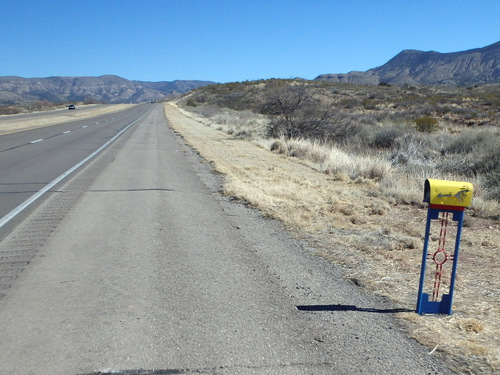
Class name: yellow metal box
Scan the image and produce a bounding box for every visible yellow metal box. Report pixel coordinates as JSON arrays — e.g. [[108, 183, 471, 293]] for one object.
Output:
[[423, 179, 473, 208]]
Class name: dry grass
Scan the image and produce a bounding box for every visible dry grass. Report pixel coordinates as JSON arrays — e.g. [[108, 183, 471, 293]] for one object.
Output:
[[181, 83, 500, 220], [180, 103, 269, 140], [268, 137, 394, 181], [166, 102, 500, 374], [184, 80, 500, 207]]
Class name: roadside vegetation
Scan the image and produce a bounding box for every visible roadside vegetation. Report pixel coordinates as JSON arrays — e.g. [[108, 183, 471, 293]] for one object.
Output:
[[0, 97, 102, 116], [171, 79, 499, 374], [0, 100, 61, 115], [179, 80, 500, 215]]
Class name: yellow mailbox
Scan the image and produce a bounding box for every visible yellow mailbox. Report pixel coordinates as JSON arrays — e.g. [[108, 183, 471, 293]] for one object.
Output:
[[423, 179, 473, 208], [418, 179, 473, 314]]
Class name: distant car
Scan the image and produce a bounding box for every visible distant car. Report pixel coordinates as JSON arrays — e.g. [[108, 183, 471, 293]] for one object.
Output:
[[68, 105, 76, 110], [150, 100, 156, 103]]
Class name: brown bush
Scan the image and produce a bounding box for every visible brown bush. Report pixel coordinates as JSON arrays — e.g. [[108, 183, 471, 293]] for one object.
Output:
[[0, 105, 22, 115], [414, 115, 439, 133]]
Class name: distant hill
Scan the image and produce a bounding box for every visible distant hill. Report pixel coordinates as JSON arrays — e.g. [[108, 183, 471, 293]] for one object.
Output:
[[315, 41, 500, 86], [0, 75, 215, 105]]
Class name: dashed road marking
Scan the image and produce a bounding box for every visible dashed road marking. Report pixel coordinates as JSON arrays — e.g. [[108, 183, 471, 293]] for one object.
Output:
[[0, 110, 150, 230]]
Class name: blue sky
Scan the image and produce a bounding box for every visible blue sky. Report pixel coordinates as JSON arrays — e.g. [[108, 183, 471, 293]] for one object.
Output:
[[1, 0, 498, 83]]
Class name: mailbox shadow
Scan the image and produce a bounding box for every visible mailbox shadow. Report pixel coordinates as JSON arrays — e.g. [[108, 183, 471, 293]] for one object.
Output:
[[296, 304, 413, 313]]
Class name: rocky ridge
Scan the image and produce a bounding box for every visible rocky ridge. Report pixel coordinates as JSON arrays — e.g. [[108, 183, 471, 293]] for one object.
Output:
[[0, 75, 214, 105], [315, 41, 500, 86]]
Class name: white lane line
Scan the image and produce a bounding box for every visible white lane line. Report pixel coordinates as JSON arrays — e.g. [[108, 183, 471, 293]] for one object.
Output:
[[63, 131, 71, 134], [0, 110, 151, 230], [29, 139, 44, 144], [82, 126, 88, 128]]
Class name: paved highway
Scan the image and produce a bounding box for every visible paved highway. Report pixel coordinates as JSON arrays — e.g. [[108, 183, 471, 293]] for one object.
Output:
[[0, 104, 454, 374], [0, 104, 151, 236]]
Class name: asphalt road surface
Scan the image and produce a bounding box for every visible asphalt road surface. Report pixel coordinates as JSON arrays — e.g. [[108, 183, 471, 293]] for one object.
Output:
[[0, 104, 151, 237], [0, 104, 454, 374]]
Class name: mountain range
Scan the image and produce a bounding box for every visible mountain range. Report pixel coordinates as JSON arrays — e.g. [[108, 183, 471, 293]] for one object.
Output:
[[315, 41, 500, 86], [0, 75, 214, 105], [1, 41, 499, 106]]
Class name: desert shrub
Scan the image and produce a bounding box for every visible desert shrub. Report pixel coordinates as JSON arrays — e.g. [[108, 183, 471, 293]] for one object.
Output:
[[474, 146, 500, 174], [270, 139, 287, 154], [440, 153, 477, 177], [389, 131, 435, 166], [184, 105, 267, 140], [324, 113, 361, 144], [484, 169, 500, 200], [438, 130, 500, 199], [472, 147, 500, 200], [370, 128, 403, 149], [0, 105, 22, 115], [414, 115, 439, 133], [362, 98, 378, 110], [216, 91, 250, 110], [262, 83, 315, 138], [338, 98, 360, 109], [435, 105, 452, 115], [29, 100, 56, 111], [270, 137, 392, 181], [379, 164, 438, 206], [192, 105, 220, 118], [185, 91, 208, 105], [263, 84, 360, 143], [83, 96, 98, 105], [443, 128, 499, 155]]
